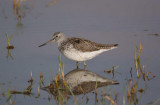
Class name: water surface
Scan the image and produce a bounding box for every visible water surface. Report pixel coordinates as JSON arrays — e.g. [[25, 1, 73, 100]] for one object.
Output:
[[0, 0, 160, 105]]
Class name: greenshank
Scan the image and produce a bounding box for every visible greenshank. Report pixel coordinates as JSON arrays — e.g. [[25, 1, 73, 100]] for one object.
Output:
[[39, 32, 118, 68]]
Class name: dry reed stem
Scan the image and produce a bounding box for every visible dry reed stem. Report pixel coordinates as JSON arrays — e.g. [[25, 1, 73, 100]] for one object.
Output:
[[46, 0, 59, 7], [135, 47, 139, 78], [105, 95, 117, 105], [153, 97, 160, 105], [74, 97, 78, 105], [30, 72, 33, 81]]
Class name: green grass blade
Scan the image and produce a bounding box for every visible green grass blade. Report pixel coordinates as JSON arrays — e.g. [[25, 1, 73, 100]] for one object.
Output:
[[6, 89, 11, 102], [6, 32, 10, 46]]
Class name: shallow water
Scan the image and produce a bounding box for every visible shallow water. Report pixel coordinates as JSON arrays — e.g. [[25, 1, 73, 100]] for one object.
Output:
[[0, 0, 160, 105]]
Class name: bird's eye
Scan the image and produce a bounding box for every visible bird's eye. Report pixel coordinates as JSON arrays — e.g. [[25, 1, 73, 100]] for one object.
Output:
[[56, 36, 58, 37]]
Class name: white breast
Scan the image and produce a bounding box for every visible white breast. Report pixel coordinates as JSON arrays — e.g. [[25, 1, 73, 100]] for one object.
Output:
[[62, 45, 108, 61]]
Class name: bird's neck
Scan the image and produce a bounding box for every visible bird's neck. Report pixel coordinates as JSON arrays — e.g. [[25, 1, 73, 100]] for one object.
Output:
[[56, 36, 67, 47]]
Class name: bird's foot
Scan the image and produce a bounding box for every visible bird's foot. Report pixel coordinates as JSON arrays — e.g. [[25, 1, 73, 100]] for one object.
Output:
[[76, 61, 79, 69], [83, 61, 87, 70]]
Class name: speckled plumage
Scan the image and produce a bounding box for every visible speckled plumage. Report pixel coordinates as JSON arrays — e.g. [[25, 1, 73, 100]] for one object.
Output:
[[59, 37, 118, 52]]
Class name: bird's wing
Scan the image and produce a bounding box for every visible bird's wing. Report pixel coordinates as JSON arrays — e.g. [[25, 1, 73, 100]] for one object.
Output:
[[67, 37, 118, 52], [67, 37, 104, 52], [67, 38, 99, 52]]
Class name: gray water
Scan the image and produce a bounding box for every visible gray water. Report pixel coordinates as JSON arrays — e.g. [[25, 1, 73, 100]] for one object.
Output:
[[0, 0, 160, 105]]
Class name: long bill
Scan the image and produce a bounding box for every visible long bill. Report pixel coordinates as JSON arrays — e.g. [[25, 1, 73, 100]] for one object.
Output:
[[38, 39, 55, 47]]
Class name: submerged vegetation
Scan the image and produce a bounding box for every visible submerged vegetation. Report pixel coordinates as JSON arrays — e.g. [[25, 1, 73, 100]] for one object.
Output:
[[125, 43, 156, 105], [10, 72, 33, 95], [1, 43, 158, 105], [104, 43, 156, 105]]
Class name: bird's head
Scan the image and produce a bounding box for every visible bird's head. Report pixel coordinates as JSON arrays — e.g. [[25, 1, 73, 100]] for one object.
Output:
[[39, 32, 65, 47]]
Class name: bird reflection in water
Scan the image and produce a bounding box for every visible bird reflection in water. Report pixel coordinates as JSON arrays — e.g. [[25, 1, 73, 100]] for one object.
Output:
[[41, 68, 119, 95]]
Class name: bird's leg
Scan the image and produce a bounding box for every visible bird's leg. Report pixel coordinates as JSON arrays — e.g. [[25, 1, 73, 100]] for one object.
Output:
[[76, 61, 79, 69], [83, 61, 87, 70]]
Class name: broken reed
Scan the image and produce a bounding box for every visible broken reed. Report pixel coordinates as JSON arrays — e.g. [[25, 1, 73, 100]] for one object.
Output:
[[105, 95, 117, 105], [134, 43, 143, 78], [10, 72, 33, 95], [39, 72, 45, 87], [134, 43, 155, 80], [13, 0, 23, 21]]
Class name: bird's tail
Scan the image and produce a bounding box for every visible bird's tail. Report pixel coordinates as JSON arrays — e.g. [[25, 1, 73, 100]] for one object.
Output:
[[99, 44, 118, 50]]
